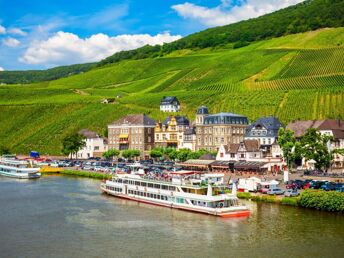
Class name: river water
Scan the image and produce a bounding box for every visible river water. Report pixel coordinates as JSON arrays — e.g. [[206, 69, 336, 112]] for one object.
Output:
[[0, 175, 343, 258]]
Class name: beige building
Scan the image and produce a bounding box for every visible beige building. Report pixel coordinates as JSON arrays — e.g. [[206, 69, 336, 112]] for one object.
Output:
[[107, 114, 156, 157], [195, 106, 249, 152], [155, 116, 190, 149], [72, 129, 108, 159], [179, 127, 197, 151]]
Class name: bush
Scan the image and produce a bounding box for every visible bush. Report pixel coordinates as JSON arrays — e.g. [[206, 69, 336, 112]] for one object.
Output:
[[237, 192, 252, 199], [281, 197, 299, 206], [298, 189, 344, 212], [60, 170, 112, 180]]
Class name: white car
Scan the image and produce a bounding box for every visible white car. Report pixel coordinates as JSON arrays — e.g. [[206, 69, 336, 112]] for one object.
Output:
[[267, 188, 285, 195], [284, 189, 300, 197]]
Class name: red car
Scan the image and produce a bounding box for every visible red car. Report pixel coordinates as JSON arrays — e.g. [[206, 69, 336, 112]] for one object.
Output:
[[286, 182, 298, 189], [303, 182, 311, 189], [260, 188, 270, 194]]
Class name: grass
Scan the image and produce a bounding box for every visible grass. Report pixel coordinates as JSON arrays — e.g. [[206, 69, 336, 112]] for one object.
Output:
[[1, 28, 344, 155], [237, 192, 300, 207], [60, 170, 112, 180]]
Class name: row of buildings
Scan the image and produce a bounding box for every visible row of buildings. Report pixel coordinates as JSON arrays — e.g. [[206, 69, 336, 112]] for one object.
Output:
[[75, 105, 344, 171]]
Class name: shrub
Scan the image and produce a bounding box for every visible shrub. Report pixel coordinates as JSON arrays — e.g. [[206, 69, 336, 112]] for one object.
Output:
[[281, 197, 299, 206], [60, 170, 112, 180], [298, 189, 344, 212], [237, 192, 252, 199]]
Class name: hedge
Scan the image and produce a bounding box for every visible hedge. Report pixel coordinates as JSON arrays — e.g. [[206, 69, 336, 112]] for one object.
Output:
[[60, 170, 112, 180], [298, 189, 344, 212]]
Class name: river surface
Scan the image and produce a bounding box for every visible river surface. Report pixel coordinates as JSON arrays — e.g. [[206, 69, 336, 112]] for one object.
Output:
[[0, 175, 343, 258]]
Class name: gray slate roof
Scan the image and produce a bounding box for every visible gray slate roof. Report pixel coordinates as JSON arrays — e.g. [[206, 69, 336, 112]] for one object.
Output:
[[204, 112, 248, 125], [111, 114, 156, 126], [245, 116, 283, 137], [162, 116, 190, 126], [160, 96, 180, 105]]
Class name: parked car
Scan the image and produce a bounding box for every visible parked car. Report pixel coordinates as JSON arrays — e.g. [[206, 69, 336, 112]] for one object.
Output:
[[310, 180, 327, 189], [336, 185, 344, 193], [320, 182, 336, 191], [303, 182, 311, 189], [284, 189, 300, 197], [94, 166, 103, 172], [82, 165, 93, 170], [260, 188, 270, 194], [267, 188, 285, 195], [285, 182, 298, 189]]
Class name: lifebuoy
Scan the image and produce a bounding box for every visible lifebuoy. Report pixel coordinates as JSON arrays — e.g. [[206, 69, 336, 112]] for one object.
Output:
[[219, 202, 224, 208]]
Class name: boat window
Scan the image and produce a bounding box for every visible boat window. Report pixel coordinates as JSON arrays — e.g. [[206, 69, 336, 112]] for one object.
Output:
[[135, 181, 140, 186], [123, 180, 128, 184], [141, 182, 147, 187], [154, 184, 160, 189], [118, 179, 122, 183], [161, 185, 168, 190], [169, 186, 176, 191], [153, 194, 157, 199], [148, 183, 153, 188]]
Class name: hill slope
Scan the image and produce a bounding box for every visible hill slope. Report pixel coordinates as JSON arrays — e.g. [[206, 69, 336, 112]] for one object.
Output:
[[1, 0, 343, 84], [0, 28, 343, 155]]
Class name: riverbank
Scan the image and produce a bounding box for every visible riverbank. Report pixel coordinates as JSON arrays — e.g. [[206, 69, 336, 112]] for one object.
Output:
[[59, 170, 112, 180], [237, 190, 344, 212]]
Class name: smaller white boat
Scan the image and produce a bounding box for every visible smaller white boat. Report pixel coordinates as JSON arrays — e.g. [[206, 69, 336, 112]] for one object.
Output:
[[0, 156, 41, 179]]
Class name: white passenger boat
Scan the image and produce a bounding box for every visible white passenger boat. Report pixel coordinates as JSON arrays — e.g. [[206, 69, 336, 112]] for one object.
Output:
[[0, 157, 41, 179], [101, 171, 250, 218]]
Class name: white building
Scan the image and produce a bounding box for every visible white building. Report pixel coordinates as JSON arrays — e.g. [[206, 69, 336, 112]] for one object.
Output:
[[73, 129, 108, 159], [216, 141, 285, 172], [216, 140, 261, 161], [287, 119, 344, 169], [160, 96, 180, 112], [179, 127, 197, 151], [245, 116, 284, 157]]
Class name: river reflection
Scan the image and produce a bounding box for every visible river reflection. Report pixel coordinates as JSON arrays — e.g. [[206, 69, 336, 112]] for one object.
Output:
[[0, 176, 343, 258]]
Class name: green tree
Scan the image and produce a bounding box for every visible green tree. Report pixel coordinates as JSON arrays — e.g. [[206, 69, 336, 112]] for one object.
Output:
[[0, 145, 11, 155], [102, 149, 120, 160], [150, 148, 163, 159], [300, 128, 333, 171], [278, 128, 298, 170], [176, 149, 192, 162], [122, 149, 141, 160], [61, 133, 86, 159]]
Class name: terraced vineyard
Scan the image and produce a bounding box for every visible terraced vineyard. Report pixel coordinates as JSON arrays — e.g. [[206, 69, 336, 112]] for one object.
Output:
[[0, 28, 343, 154]]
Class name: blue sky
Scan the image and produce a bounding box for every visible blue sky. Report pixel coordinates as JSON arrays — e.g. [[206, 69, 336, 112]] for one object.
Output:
[[0, 0, 304, 70]]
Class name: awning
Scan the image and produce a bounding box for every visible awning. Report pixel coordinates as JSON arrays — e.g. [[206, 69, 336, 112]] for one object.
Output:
[[119, 134, 129, 138]]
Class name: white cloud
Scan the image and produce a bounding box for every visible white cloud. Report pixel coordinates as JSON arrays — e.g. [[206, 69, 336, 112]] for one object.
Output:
[[2, 37, 21, 47], [0, 25, 6, 34], [0, 66, 4, 71], [20, 31, 182, 65], [8, 28, 27, 36], [172, 0, 305, 27]]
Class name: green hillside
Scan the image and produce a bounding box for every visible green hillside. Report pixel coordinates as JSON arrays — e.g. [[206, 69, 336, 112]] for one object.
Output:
[[1, 0, 343, 84], [0, 27, 343, 155]]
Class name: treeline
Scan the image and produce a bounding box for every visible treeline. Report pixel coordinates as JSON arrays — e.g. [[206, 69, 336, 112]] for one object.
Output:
[[100, 0, 344, 66], [0, 62, 96, 84]]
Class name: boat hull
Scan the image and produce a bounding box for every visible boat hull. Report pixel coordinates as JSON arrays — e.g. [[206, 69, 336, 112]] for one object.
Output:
[[0, 171, 41, 179], [101, 185, 250, 218]]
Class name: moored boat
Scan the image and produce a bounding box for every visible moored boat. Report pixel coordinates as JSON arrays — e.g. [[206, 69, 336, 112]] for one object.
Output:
[[0, 156, 41, 179], [101, 171, 250, 218]]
